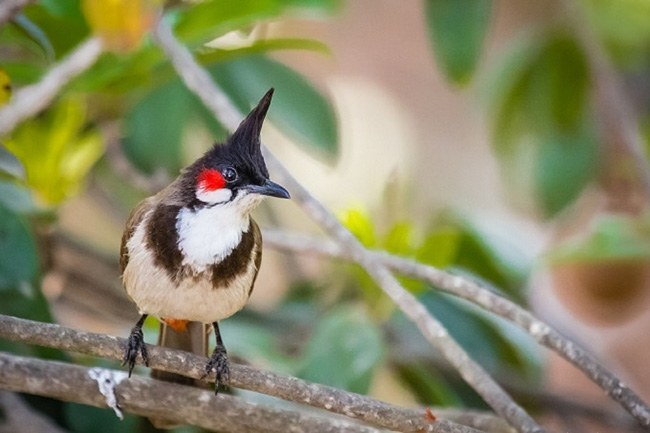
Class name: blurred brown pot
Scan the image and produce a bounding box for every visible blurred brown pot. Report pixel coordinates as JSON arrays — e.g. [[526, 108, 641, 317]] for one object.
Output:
[[551, 259, 650, 326]]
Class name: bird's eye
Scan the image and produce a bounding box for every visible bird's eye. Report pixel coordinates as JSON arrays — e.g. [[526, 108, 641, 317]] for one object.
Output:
[[222, 167, 238, 182]]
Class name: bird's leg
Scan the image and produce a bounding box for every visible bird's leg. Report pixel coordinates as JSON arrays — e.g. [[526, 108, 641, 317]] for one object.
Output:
[[202, 321, 230, 394], [122, 314, 149, 377]]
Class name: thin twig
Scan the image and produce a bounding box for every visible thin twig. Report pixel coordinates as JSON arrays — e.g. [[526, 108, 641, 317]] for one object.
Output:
[[152, 19, 543, 433], [0, 0, 34, 24], [0, 352, 383, 433], [262, 229, 650, 428], [0, 314, 494, 433], [0, 37, 103, 137]]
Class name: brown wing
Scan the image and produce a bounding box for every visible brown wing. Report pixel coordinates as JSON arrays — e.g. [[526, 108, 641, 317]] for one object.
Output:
[[119, 197, 156, 274], [248, 218, 263, 297]]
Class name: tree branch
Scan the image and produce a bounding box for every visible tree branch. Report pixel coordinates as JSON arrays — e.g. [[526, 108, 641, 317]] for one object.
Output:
[[0, 352, 385, 433], [262, 229, 650, 428], [0, 314, 501, 433], [0, 37, 103, 137], [152, 19, 543, 433], [0, 0, 35, 24]]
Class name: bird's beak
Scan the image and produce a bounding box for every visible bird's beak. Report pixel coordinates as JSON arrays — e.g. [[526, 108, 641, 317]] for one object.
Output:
[[246, 179, 290, 199]]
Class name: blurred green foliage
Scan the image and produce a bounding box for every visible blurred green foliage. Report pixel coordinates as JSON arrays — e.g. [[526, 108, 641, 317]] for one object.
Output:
[[1, 0, 650, 430], [486, 31, 599, 218], [425, 0, 492, 85], [5, 98, 104, 204], [547, 215, 650, 264]]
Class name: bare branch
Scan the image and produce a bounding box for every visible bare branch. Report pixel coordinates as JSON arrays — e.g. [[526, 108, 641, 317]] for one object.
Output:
[[0, 0, 35, 24], [0, 352, 385, 433], [0, 314, 500, 433], [262, 229, 650, 428], [0, 37, 103, 137], [152, 19, 543, 433]]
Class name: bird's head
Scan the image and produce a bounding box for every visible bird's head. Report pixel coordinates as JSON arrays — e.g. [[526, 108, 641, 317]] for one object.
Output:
[[187, 88, 290, 211]]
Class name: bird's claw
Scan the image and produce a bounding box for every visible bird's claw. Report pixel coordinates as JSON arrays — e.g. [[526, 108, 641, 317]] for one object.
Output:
[[122, 326, 148, 377], [202, 346, 229, 394]]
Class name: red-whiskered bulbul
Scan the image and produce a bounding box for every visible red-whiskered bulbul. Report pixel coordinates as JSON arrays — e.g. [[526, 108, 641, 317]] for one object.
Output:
[[119, 89, 289, 394]]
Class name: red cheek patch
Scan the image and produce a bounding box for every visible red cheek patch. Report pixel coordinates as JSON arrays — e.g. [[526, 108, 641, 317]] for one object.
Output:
[[197, 169, 225, 191]]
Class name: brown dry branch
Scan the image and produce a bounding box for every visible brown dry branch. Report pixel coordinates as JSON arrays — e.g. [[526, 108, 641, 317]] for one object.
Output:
[[262, 229, 650, 428], [0, 37, 104, 137], [0, 351, 385, 433], [152, 18, 544, 433], [0, 314, 505, 433], [0, 0, 35, 24]]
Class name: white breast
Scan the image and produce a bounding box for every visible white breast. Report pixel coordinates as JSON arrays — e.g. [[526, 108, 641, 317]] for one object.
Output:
[[122, 203, 259, 323], [176, 204, 250, 273]]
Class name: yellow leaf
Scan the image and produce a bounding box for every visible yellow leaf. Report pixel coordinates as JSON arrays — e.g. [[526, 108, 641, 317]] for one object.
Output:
[[4, 98, 105, 204], [0, 66, 11, 106], [82, 0, 158, 52]]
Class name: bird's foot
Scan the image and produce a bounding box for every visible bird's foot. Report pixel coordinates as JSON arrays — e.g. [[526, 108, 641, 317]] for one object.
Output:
[[122, 325, 148, 377], [202, 346, 230, 394]]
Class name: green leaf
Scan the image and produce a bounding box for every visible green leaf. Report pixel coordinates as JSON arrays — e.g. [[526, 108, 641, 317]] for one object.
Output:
[[40, 0, 87, 19], [581, 0, 650, 67], [65, 404, 139, 433], [11, 13, 55, 62], [383, 221, 414, 256], [487, 30, 595, 217], [0, 204, 38, 291], [0, 145, 25, 180], [72, 46, 165, 94], [394, 291, 541, 381], [425, 0, 492, 85], [0, 287, 63, 362], [0, 181, 36, 214], [174, 0, 281, 45], [488, 34, 540, 158], [22, 3, 90, 59], [547, 215, 650, 264], [123, 80, 192, 175], [197, 38, 330, 64], [1, 62, 44, 87], [396, 362, 463, 406], [540, 35, 590, 132], [123, 77, 236, 176], [209, 55, 338, 158], [450, 217, 527, 300], [175, 0, 339, 46], [416, 226, 462, 268], [340, 208, 376, 248], [220, 319, 296, 374], [299, 306, 384, 394], [534, 122, 599, 217]]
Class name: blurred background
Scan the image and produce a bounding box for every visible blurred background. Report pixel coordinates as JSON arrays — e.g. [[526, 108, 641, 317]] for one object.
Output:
[[2, 0, 650, 432]]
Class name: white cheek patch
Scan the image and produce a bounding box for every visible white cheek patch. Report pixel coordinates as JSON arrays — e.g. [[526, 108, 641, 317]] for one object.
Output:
[[196, 187, 232, 204]]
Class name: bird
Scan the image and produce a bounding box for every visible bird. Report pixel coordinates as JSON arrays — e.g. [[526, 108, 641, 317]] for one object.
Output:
[[119, 88, 289, 394]]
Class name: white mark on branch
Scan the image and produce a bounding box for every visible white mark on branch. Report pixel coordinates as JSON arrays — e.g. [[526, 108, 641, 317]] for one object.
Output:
[[528, 322, 550, 339], [631, 405, 650, 426], [89, 367, 127, 419]]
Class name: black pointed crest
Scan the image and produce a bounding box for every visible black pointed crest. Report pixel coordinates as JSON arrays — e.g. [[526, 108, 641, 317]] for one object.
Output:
[[186, 89, 275, 197], [229, 88, 274, 156]]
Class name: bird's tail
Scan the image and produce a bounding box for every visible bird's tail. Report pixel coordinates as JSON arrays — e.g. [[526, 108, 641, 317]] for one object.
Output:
[[149, 320, 210, 428]]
